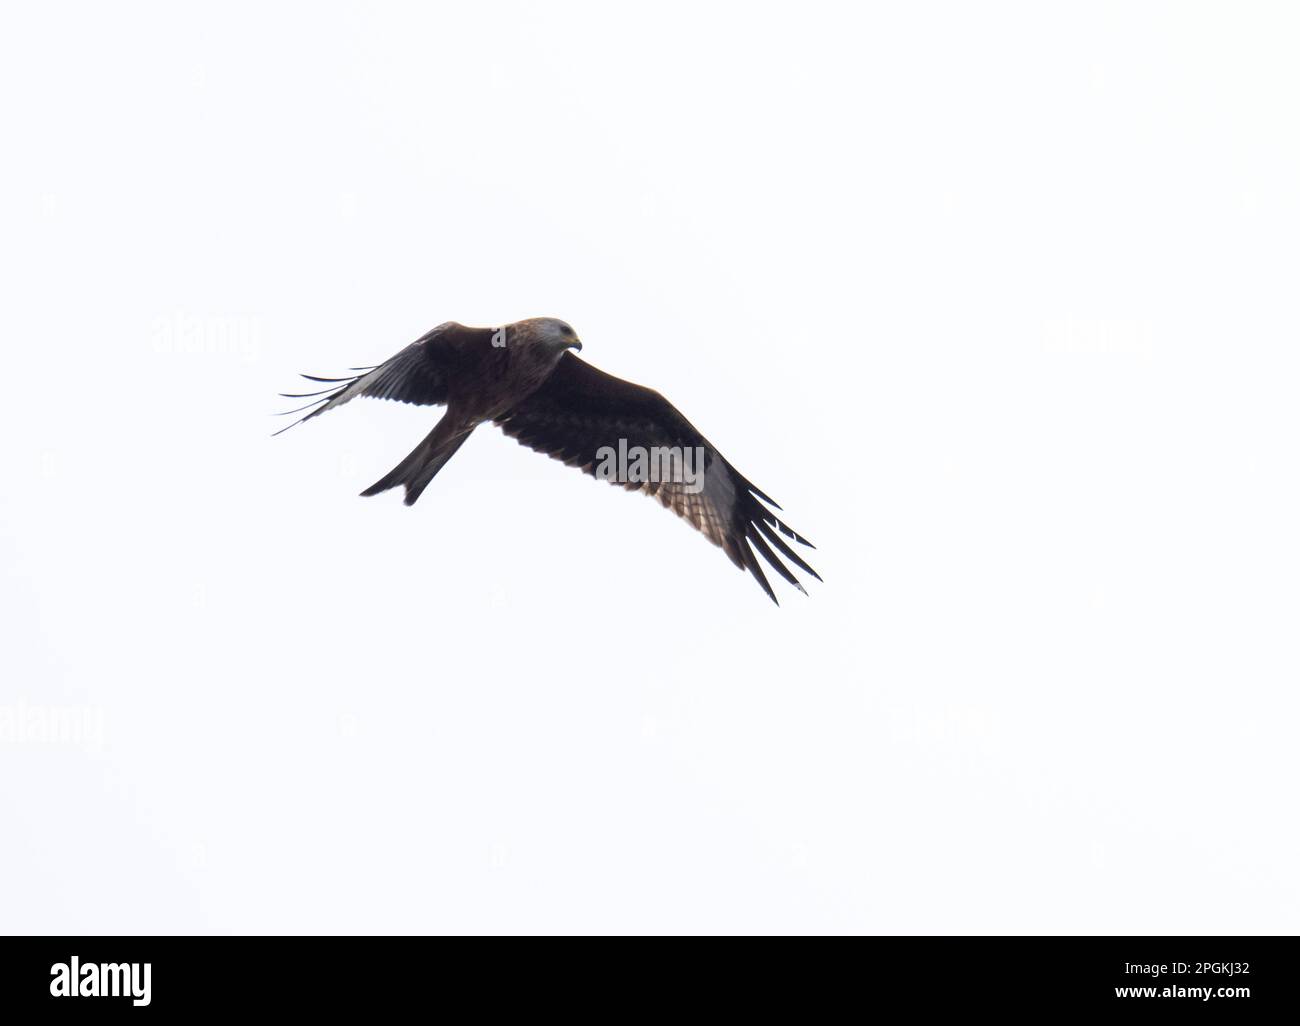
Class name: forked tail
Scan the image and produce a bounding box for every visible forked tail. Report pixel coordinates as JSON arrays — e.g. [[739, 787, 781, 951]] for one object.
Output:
[[360, 418, 474, 506]]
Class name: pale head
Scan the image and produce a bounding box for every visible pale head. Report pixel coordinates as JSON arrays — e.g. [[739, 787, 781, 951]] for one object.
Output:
[[515, 316, 583, 353]]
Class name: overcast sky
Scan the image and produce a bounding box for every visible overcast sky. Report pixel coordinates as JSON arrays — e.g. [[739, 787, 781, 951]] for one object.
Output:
[[2, 2, 1297, 933]]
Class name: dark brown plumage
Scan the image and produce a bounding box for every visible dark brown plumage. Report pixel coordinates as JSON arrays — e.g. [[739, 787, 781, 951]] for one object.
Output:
[[277, 317, 819, 603]]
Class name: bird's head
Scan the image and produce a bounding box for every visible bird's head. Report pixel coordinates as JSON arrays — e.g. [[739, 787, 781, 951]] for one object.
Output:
[[521, 317, 582, 354]]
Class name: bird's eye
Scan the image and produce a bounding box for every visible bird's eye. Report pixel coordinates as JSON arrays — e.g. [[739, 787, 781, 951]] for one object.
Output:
[[560, 324, 574, 337]]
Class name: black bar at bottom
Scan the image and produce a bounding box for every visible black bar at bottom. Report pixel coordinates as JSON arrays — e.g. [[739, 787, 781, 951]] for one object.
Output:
[[0, 935, 1291, 1016]]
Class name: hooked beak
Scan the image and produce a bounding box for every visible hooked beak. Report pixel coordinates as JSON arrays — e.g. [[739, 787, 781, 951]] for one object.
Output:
[[569, 339, 583, 352]]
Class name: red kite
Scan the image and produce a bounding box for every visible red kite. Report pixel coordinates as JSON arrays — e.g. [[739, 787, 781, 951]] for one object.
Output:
[[277, 318, 818, 603]]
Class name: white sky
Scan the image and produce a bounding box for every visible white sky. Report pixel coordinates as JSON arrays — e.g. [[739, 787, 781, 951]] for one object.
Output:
[[1, 2, 1297, 934]]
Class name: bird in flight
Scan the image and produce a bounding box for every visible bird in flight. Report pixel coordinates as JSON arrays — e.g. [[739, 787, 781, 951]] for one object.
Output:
[[276, 318, 819, 603]]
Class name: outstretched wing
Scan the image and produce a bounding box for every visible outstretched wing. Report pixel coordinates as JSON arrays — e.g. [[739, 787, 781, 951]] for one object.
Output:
[[494, 353, 819, 603], [274, 321, 491, 435]]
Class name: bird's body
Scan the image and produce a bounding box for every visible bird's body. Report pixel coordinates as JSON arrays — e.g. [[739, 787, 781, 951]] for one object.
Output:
[[278, 317, 819, 602]]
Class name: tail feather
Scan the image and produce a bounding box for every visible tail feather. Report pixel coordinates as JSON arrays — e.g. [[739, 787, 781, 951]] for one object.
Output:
[[360, 423, 473, 505]]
